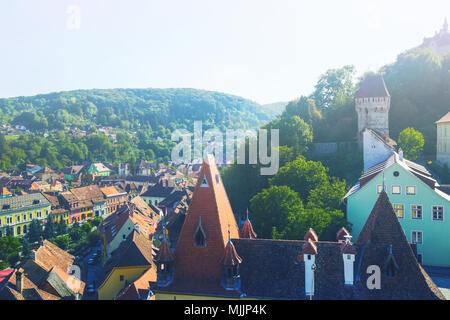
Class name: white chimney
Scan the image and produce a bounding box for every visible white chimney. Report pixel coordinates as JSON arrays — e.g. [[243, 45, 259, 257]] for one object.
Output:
[[342, 235, 356, 286], [304, 254, 316, 297]]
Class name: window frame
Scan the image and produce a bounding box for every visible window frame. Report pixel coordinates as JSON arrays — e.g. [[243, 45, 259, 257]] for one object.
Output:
[[432, 205, 444, 221], [393, 204, 404, 219], [406, 186, 416, 195], [411, 204, 423, 220], [411, 230, 423, 245], [391, 185, 401, 195]]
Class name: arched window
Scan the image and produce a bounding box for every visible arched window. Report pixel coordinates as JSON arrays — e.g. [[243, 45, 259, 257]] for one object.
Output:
[[16, 226, 21, 235]]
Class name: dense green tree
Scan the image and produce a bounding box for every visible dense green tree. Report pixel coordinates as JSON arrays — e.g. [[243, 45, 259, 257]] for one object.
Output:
[[52, 235, 70, 250], [26, 219, 43, 243], [250, 185, 305, 240], [0, 236, 22, 268], [87, 230, 100, 246], [398, 127, 425, 160], [312, 65, 355, 109], [269, 156, 329, 201]]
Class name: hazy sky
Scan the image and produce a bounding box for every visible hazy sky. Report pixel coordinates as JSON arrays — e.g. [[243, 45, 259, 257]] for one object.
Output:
[[0, 0, 449, 104]]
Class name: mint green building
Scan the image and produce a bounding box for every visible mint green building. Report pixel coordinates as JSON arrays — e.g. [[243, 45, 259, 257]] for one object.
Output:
[[345, 152, 450, 267]]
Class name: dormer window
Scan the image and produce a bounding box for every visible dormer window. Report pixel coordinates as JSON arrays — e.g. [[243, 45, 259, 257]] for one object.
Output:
[[194, 217, 206, 247], [383, 245, 399, 279], [200, 175, 209, 187], [215, 174, 220, 184]]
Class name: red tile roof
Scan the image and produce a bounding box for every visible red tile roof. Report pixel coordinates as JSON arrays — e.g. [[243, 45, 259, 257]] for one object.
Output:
[[436, 111, 450, 124], [173, 155, 240, 283], [220, 239, 242, 266], [304, 228, 318, 242], [155, 238, 174, 263]]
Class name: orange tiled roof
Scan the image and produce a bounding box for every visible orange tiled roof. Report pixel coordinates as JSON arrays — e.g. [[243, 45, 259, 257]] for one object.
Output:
[[0, 187, 12, 196], [173, 155, 240, 283], [101, 186, 124, 197], [436, 112, 450, 124]]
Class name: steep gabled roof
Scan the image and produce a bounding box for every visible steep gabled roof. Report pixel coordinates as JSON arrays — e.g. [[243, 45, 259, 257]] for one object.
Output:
[[356, 191, 444, 300], [114, 267, 156, 300], [436, 112, 450, 124], [356, 74, 390, 98], [356, 153, 436, 190], [173, 155, 240, 283]]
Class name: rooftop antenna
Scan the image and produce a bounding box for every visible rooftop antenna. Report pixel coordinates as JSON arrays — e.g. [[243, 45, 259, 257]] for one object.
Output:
[[382, 173, 386, 192], [227, 223, 231, 244]]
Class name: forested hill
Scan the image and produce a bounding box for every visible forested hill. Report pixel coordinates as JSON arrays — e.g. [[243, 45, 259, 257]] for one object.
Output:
[[0, 88, 276, 132]]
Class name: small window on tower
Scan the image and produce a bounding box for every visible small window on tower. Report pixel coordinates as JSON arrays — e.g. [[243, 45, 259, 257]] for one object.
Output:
[[200, 175, 209, 187], [194, 218, 207, 247]]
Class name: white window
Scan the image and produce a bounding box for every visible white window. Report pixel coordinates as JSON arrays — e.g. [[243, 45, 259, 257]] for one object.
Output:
[[411, 205, 422, 219], [432, 206, 444, 221], [406, 186, 416, 195], [29, 213, 33, 220], [393, 204, 404, 218], [392, 186, 401, 194], [16, 215, 20, 223], [412, 231, 423, 244]]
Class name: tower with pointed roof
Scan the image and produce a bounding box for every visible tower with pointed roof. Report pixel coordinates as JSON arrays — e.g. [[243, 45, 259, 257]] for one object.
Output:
[[173, 155, 240, 285], [355, 74, 390, 143]]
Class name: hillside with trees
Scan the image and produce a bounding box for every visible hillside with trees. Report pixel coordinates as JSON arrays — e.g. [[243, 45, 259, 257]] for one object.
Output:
[[0, 88, 276, 132]]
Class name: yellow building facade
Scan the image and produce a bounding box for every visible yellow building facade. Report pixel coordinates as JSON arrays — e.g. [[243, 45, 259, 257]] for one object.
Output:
[[97, 266, 150, 300], [0, 193, 51, 237]]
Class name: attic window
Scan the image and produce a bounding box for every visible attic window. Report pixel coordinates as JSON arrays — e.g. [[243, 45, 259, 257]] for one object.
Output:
[[2, 205, 10, 210], [393, 171, 400, 177], [33, 199, 41, 205], [200, 175, 209, 187], [194, 218, 206, 247]]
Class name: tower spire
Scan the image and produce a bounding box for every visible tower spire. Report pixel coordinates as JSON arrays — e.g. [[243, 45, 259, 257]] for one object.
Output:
[[444, 17, 449, 33]]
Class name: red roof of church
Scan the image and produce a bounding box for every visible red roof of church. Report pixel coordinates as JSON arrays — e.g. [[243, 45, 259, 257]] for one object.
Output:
[[173, 155, 240, 282]]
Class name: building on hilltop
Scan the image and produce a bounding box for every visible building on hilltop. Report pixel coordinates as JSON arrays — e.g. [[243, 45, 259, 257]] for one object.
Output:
[[419, 18, 450, 57]]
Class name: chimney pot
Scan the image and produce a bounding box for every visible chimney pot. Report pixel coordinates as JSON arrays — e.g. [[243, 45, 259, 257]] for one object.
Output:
[[16, 269, 24, 294]]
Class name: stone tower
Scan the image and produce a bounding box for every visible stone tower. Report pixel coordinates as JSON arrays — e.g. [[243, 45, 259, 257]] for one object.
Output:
[[355, 74, 390, 142]]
